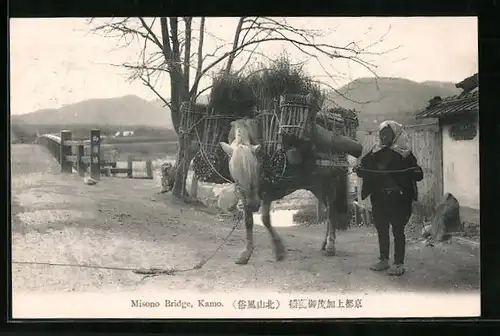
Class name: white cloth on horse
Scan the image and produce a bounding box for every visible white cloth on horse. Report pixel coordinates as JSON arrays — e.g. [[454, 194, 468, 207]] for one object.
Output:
[[84, 176, 98, 185], [216, 184, 239, 211]]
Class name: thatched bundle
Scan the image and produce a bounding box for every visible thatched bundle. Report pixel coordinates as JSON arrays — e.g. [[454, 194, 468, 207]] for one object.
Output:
[[192, 72, 257, 183], [209, 72, 257, 117], [247, 55, 325, 184], [247, 55, 324, 110]]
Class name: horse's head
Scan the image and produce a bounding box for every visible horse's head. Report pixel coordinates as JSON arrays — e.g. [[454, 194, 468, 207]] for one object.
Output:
[[220, 142, 261, 212], [220, 118, 262, 212], [228, 118, 261, 145]]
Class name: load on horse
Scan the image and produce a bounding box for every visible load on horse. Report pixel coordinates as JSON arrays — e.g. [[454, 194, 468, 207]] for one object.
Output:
[[178, 61, 363, 265], [219, 93, 363, 265]]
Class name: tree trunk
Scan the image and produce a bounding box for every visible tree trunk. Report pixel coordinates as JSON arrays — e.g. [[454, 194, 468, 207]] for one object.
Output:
[[191, 17, 205, 98], [172, 134, 188, 198], [172, 136, 197, 199], [165, 16, 194, 201], [183, 17, 192, 91], [225, 17, 245, 74]]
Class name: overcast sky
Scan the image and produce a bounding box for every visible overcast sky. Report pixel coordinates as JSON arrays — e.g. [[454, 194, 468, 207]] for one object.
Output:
[[9, 17, 477, 115]]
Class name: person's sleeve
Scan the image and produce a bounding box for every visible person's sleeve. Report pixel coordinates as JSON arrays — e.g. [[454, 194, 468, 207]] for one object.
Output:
[[355, 153, 371, 178], [403, 152, 423, 182]]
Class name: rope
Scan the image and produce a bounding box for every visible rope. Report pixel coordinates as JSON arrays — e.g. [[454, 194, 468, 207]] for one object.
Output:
[[12, 212, 244, 281], [355, 166, 420, 173]]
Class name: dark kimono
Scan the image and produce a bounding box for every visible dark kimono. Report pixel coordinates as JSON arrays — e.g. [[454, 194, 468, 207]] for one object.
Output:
[[356, 146, 424, 265], [357, 147, 423, 205]]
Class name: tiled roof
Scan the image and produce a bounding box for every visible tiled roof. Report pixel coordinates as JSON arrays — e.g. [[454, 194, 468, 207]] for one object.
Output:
[[415, 88, 479, 119], [456, 73, 478, 91]]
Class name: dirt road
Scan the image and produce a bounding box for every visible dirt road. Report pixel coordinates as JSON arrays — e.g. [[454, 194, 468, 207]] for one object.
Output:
[[11, 144, 479, 295]]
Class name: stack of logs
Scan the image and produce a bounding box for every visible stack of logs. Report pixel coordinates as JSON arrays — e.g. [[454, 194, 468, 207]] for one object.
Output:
[[315, 107, 361, 167], [256, 94, 362, 185]]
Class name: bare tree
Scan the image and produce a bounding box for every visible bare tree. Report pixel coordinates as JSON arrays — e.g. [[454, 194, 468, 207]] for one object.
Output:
[[88, 17, 397, 201]]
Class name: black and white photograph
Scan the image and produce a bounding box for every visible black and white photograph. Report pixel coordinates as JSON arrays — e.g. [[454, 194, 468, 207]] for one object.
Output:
[[10, 16, 480, 319]]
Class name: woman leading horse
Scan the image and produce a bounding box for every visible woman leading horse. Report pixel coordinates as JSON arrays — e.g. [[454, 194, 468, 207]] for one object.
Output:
[[354, 120, 424, 276]]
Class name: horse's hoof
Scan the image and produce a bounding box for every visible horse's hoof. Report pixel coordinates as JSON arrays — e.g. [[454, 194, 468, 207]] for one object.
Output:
[[235, 250, 252, 265], [324, 245, 336, 256], [275, 250, 286, 261], [235, 258, 249, 265]]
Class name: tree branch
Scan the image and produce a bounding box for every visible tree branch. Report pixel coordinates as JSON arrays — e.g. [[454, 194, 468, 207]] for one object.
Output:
[[225, 17, 246, 74], [190, 36, 383, 97], [142, 77, 172, 110], [191, 17, 206, 97], [159, 17, 174, 67], [183, 17, 192, 91], [90, 17, 396, 115]]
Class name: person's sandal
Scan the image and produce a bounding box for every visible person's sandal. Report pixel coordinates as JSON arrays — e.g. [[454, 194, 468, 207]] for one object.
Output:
[[387, 264, 405, 276], [370, 259, 390, 271]]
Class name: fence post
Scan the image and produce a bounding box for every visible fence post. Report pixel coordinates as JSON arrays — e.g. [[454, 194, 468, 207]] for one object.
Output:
[[60, 130, 72, 173], [127, 155, 133, 178], [76, 145, 85, 177], [146, 160, 153, 179], [90, 129, 101, 181]]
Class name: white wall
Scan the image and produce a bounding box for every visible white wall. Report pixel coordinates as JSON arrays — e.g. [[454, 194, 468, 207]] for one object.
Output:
[[442, 122, 480, 209]]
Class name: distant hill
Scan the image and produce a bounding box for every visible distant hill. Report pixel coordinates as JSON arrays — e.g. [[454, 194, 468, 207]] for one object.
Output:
[[11, 95, 173, 129], [11, 78, 462, 134], [10, 129, 20, 144], [325, 77, 462, 130], [149, 94, 209, 110]]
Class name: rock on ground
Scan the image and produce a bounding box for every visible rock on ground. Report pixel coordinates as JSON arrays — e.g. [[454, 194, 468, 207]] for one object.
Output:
[[430, 193, 461, 242]]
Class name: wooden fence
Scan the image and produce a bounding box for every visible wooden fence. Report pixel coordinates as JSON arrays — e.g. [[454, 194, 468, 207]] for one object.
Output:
[[354, 122, 443, 214], [36, 129, 153, 180]]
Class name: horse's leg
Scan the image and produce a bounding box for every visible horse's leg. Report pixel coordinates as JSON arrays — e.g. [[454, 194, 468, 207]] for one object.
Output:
[[318, 199, 328, 251], [261, 198, 286, 261], [235, 207, 255, 265], [324, 188, 337, 257], [321, 222, 328, 252], [310, 189, 328, 252]]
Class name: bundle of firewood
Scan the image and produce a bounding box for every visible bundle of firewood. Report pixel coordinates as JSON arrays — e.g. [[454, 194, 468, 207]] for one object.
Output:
[[192, 72, 256, 184], [261, 147, 287, 184], [192, 145, 232, 184]]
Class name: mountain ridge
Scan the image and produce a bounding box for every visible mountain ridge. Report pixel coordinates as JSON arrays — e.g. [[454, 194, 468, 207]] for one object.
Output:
[[12, 77, 462, 130], [12, 95, 174, 129]]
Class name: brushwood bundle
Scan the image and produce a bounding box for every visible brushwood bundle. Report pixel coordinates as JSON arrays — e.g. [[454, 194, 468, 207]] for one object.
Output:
[[247, 54, 324, 110], [248, 55, 325, 184], [192, 72, 257, 183], [208, 72, 256, 117]]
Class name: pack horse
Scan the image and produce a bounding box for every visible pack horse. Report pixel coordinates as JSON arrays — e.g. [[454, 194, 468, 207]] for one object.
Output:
[[219, 94, 363, 265]]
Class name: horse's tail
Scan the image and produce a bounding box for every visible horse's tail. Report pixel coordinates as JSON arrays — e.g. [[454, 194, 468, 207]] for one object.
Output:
[[334, 173, 351, 230]]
